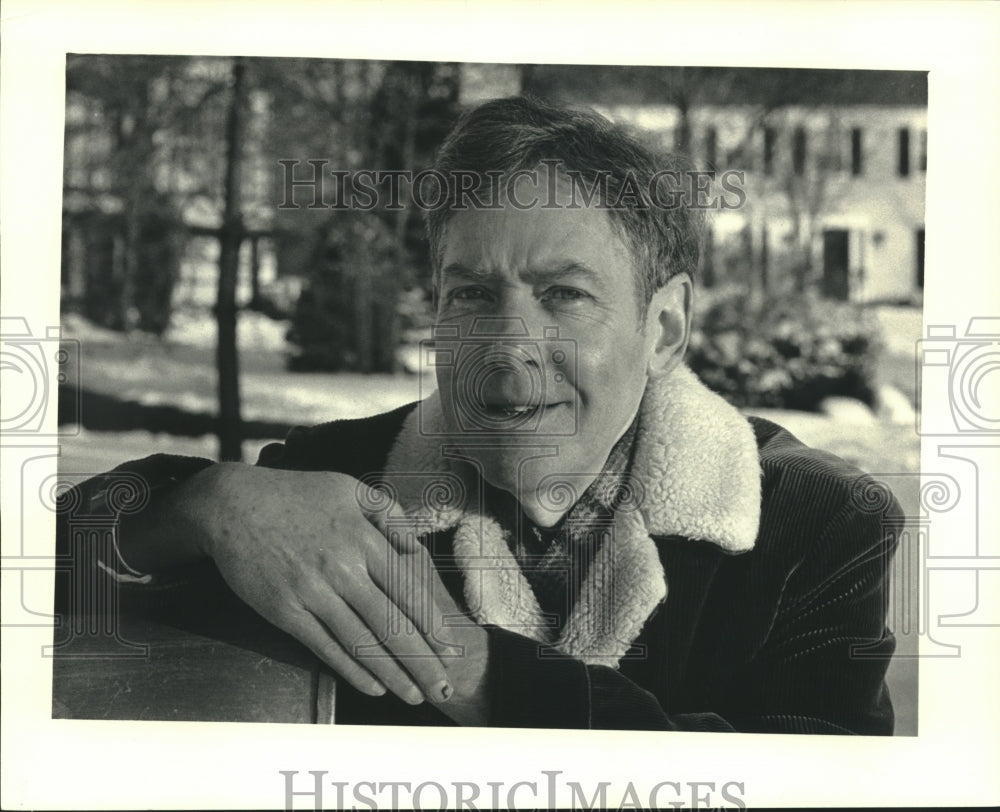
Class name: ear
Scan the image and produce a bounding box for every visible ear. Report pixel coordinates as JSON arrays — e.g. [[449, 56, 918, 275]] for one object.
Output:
[[645, 273, 692, 379]]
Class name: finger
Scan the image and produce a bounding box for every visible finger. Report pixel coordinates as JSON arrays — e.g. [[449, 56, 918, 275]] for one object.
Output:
[[343, 573, 455, 703], [354, 482, 411, 542], [307, 590, 430, 706], [365, 539, 461, 652], [366, 538, 469, 660], [279, 609, 388, 699], [365, 534, 444, 628], [378, 519, 427, 555], [354, 481, 429, 556]]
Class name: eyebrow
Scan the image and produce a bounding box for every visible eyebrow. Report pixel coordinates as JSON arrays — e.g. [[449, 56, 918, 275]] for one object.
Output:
[[439, 261, 603, 287]]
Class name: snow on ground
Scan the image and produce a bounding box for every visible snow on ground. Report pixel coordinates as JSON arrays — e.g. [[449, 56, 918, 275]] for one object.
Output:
[[165, 309, 292, 352], [63, 309, 295, 353], [58, 428, 276, 476]]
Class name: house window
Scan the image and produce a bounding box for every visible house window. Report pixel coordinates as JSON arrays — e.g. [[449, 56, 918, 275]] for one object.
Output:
[[916, 228, 925, 290], [764, 127, 777, 176], [851, 128, 864, 176], [792, 126, 807, 176], [726, 139, 752, 171], [817, 124, 842, 172], [898, 127, 911, 177], [704, 127, 717, 170], [919, 129, 927, 172]]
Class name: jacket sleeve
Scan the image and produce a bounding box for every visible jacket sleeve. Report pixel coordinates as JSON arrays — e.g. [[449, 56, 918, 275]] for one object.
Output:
[[53, 410, 405, 586], [483, 489, 902, 734], [485, 626, 729, 731], [728, 490, 902, 735], [54, 454, 216, 591]]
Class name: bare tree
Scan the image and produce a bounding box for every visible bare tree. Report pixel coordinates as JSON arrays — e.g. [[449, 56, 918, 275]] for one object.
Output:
[[215, 58, 247, 461]]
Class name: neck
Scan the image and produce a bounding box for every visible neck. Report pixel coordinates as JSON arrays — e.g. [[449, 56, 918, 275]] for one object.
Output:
[[518, 479, 597, 527], [489, 406, 643, 528]]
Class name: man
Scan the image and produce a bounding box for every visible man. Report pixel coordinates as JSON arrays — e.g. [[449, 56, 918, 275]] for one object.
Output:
[[57, 96, 902, 733]]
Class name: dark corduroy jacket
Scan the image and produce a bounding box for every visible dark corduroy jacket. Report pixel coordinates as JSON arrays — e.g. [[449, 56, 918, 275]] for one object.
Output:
[[57, 368, 902, 734]]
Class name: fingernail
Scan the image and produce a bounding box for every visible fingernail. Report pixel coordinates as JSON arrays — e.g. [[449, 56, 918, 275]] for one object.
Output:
[[435, 680, 454, 701], [405, 686, 424, 705], [370, 682, 387, 697]]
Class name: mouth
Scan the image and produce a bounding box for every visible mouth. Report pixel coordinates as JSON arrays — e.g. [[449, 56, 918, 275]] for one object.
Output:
[[479, 402, 563, 420]]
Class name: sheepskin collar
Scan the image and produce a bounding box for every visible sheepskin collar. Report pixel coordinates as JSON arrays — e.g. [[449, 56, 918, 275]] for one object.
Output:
[[378, 364, 761, 666]]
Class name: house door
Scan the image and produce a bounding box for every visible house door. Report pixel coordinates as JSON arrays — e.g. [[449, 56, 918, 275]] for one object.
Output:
[[822, 229, 850, 300]]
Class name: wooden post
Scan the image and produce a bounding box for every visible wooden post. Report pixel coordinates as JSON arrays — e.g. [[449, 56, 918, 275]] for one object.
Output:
[[249, 235, 261, 307]]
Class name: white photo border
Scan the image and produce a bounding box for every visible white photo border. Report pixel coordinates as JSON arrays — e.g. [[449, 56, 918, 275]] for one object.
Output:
[[2, 0, 998, 808]]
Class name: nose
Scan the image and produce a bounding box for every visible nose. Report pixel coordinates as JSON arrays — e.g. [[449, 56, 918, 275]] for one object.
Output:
[[471, 284, 552, 338], [466, 311, 567, 411], [466, 314, 540, 367], [468, 315, 532, 341]]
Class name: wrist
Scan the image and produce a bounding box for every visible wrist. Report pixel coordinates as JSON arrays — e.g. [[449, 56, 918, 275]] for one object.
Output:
[[168, 462, 244, 559]]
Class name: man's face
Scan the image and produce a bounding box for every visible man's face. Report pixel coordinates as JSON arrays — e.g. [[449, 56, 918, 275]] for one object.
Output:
[[433, 177, 663, 523]]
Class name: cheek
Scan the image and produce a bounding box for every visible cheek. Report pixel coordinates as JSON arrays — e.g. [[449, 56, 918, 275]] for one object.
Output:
[[571, 333, 650, 409], [434, 365, 449, 394]]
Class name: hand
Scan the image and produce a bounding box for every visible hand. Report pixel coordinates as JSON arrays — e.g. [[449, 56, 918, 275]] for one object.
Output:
[[422, 571, 490, 726], [182, 463, 458, 707]]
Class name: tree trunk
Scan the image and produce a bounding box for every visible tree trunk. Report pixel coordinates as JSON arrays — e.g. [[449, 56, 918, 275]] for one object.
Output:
[[355, 268, 373, 373], [701, 227, 716, 287], [384, 103, 418, 374], [216, 58, 247, 462], [121, 196, 140, 330], [760, 222, 770, 294], [249, 235, 261, 307], [675, 101, 692, 156]]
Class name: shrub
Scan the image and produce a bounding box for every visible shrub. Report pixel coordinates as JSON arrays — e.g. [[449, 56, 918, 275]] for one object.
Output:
[[686, 285, 884, 411], [286, 212, 403, 373]]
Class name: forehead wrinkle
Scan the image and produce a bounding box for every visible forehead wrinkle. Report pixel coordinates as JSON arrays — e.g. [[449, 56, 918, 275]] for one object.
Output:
[[520, 262, 603, 286], [438, 203, 631, 295], [439, 262, 494, 282], [439, 260, 605, 289]]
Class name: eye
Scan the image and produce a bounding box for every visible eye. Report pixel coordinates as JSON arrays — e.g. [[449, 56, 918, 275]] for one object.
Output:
[[542, 286, 591, 303], [446, 286, 492, 303]]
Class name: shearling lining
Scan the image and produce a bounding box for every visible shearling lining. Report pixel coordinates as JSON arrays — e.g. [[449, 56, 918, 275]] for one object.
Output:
[[376, 364, 761, 665]]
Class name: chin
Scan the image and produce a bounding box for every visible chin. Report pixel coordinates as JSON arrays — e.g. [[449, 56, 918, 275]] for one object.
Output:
[[475, 449, 571, 505], [474, 454, 525, 496]]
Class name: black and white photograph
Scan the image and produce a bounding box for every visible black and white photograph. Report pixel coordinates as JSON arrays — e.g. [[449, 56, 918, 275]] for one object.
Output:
[[2, 1, 998, 809], [49, 57, 924, 736]]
